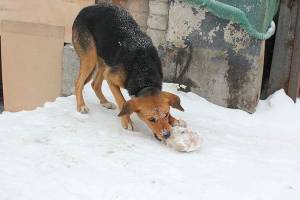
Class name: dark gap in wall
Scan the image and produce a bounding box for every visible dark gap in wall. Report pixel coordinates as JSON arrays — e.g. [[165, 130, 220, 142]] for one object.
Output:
[[261, 14, 279, 100], [0, 36, 3, 112]]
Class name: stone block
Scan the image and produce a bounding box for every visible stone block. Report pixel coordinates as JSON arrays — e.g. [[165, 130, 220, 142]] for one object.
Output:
[[62, 44, 80, 97], [149, 1, 169, 16], [150, 0, 168, 2], [147, 14, 168, 30], [147, 28, 166, 47], [127, 0, 149, 13]]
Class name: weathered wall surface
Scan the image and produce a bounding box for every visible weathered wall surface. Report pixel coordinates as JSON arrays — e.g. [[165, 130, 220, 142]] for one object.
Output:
[[161, 0, 265, 113]]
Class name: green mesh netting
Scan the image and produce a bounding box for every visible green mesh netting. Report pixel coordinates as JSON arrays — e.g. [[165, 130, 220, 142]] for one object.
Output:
[[185, 0, 280, 39]]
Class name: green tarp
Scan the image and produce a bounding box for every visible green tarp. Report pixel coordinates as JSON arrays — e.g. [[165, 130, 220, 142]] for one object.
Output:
[[186, 0, 280, 39]]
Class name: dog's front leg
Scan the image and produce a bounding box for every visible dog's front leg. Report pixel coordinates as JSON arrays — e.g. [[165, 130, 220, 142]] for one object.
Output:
[[106, 81, 134, 131]]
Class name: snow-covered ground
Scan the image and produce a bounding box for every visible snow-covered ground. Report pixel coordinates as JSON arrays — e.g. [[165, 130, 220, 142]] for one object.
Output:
[[0, 83, 299, 200]]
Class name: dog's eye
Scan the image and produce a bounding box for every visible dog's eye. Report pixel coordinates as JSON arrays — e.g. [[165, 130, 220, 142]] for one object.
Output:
[[148, 117, 156, 123]]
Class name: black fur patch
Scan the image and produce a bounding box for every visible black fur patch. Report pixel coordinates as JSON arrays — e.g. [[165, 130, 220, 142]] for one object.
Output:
[[136, 87, 161, 97], [72, 3, 163, 96]]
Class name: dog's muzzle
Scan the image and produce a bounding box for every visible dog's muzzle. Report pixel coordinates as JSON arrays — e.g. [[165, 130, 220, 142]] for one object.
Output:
[[162, 131, 171, 139]]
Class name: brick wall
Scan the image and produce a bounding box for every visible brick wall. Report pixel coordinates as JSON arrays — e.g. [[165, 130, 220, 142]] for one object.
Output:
[[147, 0, 169, 47]]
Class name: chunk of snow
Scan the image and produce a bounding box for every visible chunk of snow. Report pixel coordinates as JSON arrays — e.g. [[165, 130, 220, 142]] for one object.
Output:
[[167, 126, 202, 152]]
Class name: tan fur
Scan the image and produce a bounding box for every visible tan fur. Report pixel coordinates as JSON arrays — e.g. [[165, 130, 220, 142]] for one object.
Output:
[[118, 93, 182, 140], [103, 66, 127, 88], [75, 44, 97, 112], [91, 57, 109, 104], [105, 68, 133, 130]]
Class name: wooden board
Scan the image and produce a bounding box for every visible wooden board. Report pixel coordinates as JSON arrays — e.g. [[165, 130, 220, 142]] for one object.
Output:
[[288, 1, 300, 100], [268, 0, 300, 101]]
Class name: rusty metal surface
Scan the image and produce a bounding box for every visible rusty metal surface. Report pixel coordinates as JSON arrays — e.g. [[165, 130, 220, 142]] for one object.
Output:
[[288, 0, 300, 101]]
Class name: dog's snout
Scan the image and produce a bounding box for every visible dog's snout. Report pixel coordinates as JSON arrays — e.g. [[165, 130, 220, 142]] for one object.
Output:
[[162, 131, 171, 139]]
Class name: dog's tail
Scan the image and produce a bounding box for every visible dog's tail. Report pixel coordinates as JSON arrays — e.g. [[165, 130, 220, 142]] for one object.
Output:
[[72, 12, 95, 55]]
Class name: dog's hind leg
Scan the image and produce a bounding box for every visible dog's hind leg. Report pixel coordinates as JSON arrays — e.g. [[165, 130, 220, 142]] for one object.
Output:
[[91, 57, 116, 110], [73, 41, 97, 113], [75, 52, 97, 113]]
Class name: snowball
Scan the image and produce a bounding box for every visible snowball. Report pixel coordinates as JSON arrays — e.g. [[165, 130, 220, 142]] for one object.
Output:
[[166, 126, 201, 152]]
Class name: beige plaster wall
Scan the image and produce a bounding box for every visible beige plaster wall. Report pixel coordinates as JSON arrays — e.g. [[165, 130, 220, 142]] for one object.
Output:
[[0, 0, 95, 43], [1, 20, 64, 112]]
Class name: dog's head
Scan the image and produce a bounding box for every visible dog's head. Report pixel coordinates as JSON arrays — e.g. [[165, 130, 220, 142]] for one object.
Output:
[[118, 91, 184, 141]]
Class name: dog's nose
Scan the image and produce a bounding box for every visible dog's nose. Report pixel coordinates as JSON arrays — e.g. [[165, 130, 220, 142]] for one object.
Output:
[[162, 131, 171, 139]]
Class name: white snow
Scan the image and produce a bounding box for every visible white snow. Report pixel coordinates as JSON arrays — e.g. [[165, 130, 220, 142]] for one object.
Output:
[[0, 83, 299, 200]]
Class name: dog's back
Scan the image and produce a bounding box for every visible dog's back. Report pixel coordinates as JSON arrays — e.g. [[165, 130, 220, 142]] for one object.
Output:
[[73, 3, 152, 66]]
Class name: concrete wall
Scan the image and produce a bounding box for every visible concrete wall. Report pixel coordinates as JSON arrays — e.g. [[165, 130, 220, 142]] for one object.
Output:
[[160, 0, 265, 113]]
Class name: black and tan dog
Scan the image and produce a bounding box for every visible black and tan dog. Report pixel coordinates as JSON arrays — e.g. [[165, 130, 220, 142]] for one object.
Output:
[[72, 3, 186, 141]]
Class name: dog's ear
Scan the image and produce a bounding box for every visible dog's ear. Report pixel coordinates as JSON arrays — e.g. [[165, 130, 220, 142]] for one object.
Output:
[[118, 99, 139, 117], [161, 92, 184, 111]]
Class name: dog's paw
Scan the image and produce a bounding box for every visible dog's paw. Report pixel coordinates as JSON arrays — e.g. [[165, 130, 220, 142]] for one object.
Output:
[[78, 105, 89, 114], [121, 116, 134, 131], [173, 119, 187, 128], [101, 102, 116, 110], [127, 122, 134, 131]]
